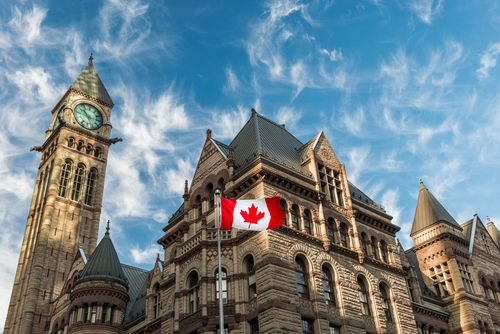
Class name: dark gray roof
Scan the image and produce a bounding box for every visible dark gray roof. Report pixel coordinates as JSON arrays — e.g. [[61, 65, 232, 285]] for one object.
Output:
[[212, 139, 229, 158], [405, 248, 442, 302], [461, 218, 474, 242], [410, 181, 461, 235], [297, 132, 320, 164], [71, 60, 113, 105], [123, 265, 150, 322], [168, 203, 184, 224], [348, 182, 386, 213], [77, 227, 128, 288], [223, 111, 313, 179]]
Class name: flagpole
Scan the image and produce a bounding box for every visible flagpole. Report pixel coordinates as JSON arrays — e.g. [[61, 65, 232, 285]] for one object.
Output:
[[215, 189, 224, 333]]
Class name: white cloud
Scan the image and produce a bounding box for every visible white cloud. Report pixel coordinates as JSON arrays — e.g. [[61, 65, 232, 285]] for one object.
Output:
[[346, 146, 370, 185], [130, 244, 162, 263], [477, 43, 500, 80], [381, 150, 403, 171], [321, 48, 343, 62], [339, 106, 364, 135], [223, 67, 239, 93], [8, 5, 47, 44], [408, 0, 444, 25], [210, 106, 249, 140], [381, 188, 402, 225], [275, 106, 301, 129], [290, 60, 311, 99], [164, 158, 196, 197], [64, 33, 87, 78]]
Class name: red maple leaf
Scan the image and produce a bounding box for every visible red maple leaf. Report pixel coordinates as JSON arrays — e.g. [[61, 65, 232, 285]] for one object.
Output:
[[240, 203, 265, 228]]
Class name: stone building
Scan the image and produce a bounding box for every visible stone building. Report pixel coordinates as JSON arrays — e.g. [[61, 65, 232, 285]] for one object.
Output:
[[3, 57, 500, 334]]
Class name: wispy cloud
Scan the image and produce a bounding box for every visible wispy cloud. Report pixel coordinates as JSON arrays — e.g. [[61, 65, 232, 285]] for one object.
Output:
[[223, 66, 240, 93], [346, 146, 370, 185], [339, 106, 364, 136], [210, 106, 249, 140], [130, 244, 162, 263], [321, 48, 343, 62], [408, 0, 444, 25], [477, 43, 500, 80], [275, 106, 301, 129]]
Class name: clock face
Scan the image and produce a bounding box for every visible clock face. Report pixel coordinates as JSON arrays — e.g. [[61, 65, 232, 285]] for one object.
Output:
[[74, 104, 103, 130]]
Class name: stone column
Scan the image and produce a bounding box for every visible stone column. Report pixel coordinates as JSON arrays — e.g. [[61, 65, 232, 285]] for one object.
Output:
[[300, 210, 306, 233], [105, 304, 113, 323], [447, 257, 465, 292], [87, 303, 92, 323], [76, 304, 83, 323], [63, 325, 68, 334], [96, 302, 103, 323]]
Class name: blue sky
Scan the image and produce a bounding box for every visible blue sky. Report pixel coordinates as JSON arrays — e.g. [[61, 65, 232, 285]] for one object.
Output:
[[1, 0, 500, 328]]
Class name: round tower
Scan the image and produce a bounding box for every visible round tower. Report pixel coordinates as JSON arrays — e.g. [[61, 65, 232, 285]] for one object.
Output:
[[64, 222, 129, 334]]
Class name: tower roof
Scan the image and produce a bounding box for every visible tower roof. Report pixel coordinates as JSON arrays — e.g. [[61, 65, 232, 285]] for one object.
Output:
[[71, 54, 114, 106], [77, 221, 128, 289], [410, 181, 461, 235]]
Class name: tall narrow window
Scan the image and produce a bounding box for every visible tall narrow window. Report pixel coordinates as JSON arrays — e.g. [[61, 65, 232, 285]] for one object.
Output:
[[369, 237, 377, 259], [102, 304, 107, 323], [76, 141, 83, 152], [249, 319, 259, 334], [280, 199, 288, 226], [302, 319, 314, 334], [303, 211, 311, 234], [380, 284, 392, 322], [340, 224, 348, 248], [216, 268, 228, 304], [360, 234, 368, 255], [245, 255, 257, 300], [295, 257, 309, 299], [153, 283, 160, 318], [94, 147, 100, 158], [84, 170, 95, 205], [291, 206, 299, 229], [188, 272, 199, 313], [68, 138, 74, 148], [327, 218, 335, 243], [83, 306, 89, 323], [86, 145, 92, 155], [380, 241, 387, 262], [358, 276, 370, 315], [58, 162, 71, 197], [71, 165, 84, 201], [210, 192, 214, 209], [330, 326, 341, 334], [322, 266, 335, 306]]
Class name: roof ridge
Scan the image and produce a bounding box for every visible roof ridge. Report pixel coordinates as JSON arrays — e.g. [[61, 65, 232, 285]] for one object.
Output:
[[255, 112, 303, 146], [121, 263, 150, 272]]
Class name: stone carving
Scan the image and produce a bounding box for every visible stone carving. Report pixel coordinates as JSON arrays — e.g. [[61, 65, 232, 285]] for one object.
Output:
[[299, 298, 314, 312]]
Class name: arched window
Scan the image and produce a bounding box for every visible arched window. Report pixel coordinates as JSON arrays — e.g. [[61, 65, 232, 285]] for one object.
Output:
[[76, 141, 83, 152], [369, 236, 377, 259], [215, 268, 228, 304], [340, 223, 348, 248], [217, 178, 225, 197], [360, 233, 368, 255], [84, 169, 96, 205], [322, 265, 335, 306], [380, 284, 392, 322], [94, 147, 100, 158], [327, 218, 335, 243], [244, 255, 257, 300], [153, 283, 160, 318], [188, 272, 199, 313], [58, 161, 71, 197], [195, 195, 202, 218], [68, 138, 74, 148], [291, 205, 299, 229], [303, 210, 311, 234], [206, 183, 214, 209], [358, 276, 370, 315], [280, 199, 288, 226], [295, 257, 309, 299], [71, 165, 85, 201], [380, 241, 387, 262], [86, 144, 92, 155]]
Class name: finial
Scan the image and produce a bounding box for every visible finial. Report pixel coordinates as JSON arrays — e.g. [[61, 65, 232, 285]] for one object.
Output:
[[488, 216, 491, 222], [228, 144, 233, 159], [419, 178, 423, 184], [206, 129, 212, 139], [184, 180, 188, 194], [106, 220, 110, 234], [251, 108, 257, 114], [88, 53, 94, 65]]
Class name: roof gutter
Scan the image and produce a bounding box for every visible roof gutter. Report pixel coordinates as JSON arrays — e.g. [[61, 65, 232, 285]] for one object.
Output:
[[469, 214, 478, 255]]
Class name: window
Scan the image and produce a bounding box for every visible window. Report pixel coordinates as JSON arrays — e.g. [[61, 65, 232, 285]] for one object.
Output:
[[327, 218, 335, 243], [380, 284, 392, 322], [58, 162, 71, 197], [291, 205, 299, 229], [76, 141, 83, 152], [188, 272, 199, 313], [280, 199, 288, 226], [245, 255, 257, 300], [358, 276, 370, 315], [322, 265, 335, 306], [380, 241, 387, 262], [360, 233, 368, 255], [249, 318, 259, 334], [406, 278, 415, 302], [83, 305, 89, 323], [215, 268, 228, 304], [102, 304, 107, 323], [317, 164, 344, 207], [71, 165, 85, 201], [458, 262, 473, 294], [153, 283, 160, 318], [86, 145, 92, 155], [206, 183, 214, 209], [303, 210, 311, 234], [84, 170, 95, 205], [302, 319, 314, 334], [482, 234, 492, 254], [340, 224, 348, 248], [68, 138, 74, 148], [330, 326, 341, 334], [109, 306, 114, 324], [429, 262, 455, 296], [295, 257, 309, 298], [369, 237, 377, 259], [94, 147, 100, 158]]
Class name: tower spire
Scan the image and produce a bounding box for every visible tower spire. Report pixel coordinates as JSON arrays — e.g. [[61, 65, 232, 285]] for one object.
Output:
[[88, 53, 94, 65], [106, 219, 110, 235]]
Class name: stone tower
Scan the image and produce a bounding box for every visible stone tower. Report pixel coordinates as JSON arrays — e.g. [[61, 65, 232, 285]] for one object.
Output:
[[4, 55, 120, 334]]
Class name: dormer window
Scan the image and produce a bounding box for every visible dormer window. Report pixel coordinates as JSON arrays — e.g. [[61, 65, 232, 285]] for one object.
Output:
[[317, 164, 344, 207]]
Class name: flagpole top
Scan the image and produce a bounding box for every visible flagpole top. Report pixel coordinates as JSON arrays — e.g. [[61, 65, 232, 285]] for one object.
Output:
[[215, 189, 221, 195]]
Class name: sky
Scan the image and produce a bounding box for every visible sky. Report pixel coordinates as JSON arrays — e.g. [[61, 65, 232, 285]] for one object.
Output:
[[1, 0, 500, 329]]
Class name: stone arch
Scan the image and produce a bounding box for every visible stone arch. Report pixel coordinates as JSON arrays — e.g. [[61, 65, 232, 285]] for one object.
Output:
[[287, 242, 314, 267], [353, 264, 377, 289], [237, 242, 262, 271], [190, 169, 231, 200], [180, 260, 202, 290], [314, 252, 341, 276], [207, 255, 233, 276]]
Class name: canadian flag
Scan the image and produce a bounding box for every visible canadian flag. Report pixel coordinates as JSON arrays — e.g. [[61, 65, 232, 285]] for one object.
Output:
[[220, 197, 286, 231]]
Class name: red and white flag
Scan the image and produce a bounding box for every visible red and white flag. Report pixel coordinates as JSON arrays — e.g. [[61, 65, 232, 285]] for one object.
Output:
[[220, 197, 286, 231]]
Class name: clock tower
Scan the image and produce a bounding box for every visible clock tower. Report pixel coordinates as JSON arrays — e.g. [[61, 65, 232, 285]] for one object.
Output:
[[4, 55, 121, 334]]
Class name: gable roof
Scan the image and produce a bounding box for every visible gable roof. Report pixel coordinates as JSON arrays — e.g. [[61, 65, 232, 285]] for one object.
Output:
[[410, 181, 461, 236], [77, 225, 128, 288], [348, 181, 386, 214], [227, 110, 312, 179], [71, 59, 113, 106], [123, 265, 150, 323], [405, 248, 442, 302]]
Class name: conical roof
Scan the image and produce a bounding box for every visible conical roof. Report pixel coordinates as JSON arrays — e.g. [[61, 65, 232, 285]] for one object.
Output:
[[410, 181, 461, 236], [77, 221, 128, 289], [487, 218, 500, 249], [71, 54, 113, 106]]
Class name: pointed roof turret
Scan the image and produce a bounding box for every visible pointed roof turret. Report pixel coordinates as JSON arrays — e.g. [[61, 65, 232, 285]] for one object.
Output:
[[71, 53, 114, 106], [487, 217, 500, 249], [76, 220, 128, 289], [410, 180, 461, 236]]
